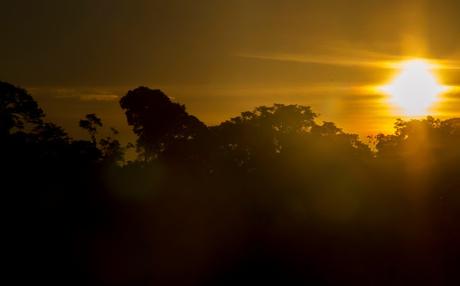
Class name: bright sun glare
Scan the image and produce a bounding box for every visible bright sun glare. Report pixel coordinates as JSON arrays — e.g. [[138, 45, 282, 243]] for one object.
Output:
[[380, 59, 448, 116]]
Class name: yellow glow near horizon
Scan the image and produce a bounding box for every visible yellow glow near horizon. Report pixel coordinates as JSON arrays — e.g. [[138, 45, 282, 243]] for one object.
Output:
[[380, 59, 449, 116]]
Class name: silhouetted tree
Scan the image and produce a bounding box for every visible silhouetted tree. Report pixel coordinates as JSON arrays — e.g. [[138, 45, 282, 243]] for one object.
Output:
[[120, 87, 207, 160], [375, 116, 460, 159], [0, 81, 44, 138], [6, 81, 460, 286], [79, 114, 126, 163], [211, 104, 370, 170], [79, 113, 103, 143], [99, 128, 125, 164]]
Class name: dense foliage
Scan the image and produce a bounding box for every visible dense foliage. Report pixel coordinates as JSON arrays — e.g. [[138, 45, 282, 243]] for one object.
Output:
[[3, 81, 460, 285]]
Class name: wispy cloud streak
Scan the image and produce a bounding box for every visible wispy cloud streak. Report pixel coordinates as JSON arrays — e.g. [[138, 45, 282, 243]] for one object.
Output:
[[238, 51, 460, 70]]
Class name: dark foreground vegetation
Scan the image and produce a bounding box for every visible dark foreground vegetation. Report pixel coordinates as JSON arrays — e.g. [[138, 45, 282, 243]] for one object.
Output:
[[3, 81, 460, 285]]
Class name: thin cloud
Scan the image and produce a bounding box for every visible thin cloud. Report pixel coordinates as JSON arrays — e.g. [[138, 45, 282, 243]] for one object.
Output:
[[79, 94, 119, 101], [237, 52, 396, 68], [30, 87, 121, 102], [238, 51, 460, 70]]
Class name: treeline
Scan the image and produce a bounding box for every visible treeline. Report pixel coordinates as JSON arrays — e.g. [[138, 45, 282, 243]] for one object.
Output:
[[3, 81, 460, 285]]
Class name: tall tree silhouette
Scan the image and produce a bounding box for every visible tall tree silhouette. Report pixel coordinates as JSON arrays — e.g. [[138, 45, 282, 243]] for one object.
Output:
[[79, 113, 103, 143], [120, 87, 207, 160], [0, 81, 44, 138], [79, 114, 125, 163]]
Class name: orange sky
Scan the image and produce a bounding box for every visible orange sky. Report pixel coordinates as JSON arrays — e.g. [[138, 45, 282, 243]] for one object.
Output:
[[3, 0, 460, 143]]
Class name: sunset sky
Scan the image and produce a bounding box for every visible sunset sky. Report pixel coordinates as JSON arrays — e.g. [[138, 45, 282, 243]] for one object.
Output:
[[3, 0, 460, 142]]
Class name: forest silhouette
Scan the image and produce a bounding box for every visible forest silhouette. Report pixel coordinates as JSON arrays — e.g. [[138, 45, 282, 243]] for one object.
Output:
[[3, 80, 460, 285]]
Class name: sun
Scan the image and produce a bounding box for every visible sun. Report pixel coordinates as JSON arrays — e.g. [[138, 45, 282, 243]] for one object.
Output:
[[379, 59, 448, 116]]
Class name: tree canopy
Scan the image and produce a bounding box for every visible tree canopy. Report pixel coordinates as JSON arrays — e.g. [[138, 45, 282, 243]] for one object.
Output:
[[4, 82, 460, 286]]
